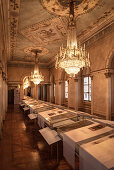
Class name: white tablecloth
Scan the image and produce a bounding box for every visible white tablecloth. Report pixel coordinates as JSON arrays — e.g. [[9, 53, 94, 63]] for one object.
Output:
[[63, 123, 113, 169], [37, 108, 67, 128], [80, 134, 114, 170], [53, 119, 75, 128]]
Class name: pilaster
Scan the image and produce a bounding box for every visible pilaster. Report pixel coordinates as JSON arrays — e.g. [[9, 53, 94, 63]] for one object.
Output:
[[104, 70, 112, 120], [74, 78, 79, 111], [0, 64, 3, 138], [90, 74, 94, 115]]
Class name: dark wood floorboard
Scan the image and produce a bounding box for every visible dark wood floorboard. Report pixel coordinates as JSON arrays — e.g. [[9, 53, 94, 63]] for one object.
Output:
[[0, 105, 74, 170]]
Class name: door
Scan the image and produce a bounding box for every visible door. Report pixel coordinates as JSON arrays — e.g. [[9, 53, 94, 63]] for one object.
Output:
[[8, 89, 14, 104]]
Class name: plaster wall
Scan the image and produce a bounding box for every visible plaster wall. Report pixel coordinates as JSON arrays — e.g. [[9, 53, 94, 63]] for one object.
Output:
[[88, 33, 114, 117], [92, 71, 108, 117]]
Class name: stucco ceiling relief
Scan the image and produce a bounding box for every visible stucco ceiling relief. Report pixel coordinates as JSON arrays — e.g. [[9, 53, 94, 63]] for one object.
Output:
[[78, 8, 114, 39], [21, 17, 67, 46], [24, 46, 49, 56]]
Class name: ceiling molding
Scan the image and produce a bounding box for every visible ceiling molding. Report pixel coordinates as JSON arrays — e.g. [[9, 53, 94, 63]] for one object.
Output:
[[9, 0, 20, 60], [82, 20, 114, 47], [8, 81, 22, 85], [78, 9, 114, 44], [7, 60, 50, 68]]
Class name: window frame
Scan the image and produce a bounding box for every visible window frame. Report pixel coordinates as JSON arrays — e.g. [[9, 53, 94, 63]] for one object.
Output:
[[83, 76, 91, 102], [65, 80, 68, 99]]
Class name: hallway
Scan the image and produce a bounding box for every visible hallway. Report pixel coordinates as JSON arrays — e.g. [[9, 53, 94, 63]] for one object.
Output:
[[0, 105, 72, 170]]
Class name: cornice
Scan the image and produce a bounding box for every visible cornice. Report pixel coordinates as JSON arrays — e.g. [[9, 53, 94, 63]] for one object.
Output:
[[7, 61, 49, 68], [79, 14, 114, 46], [8, 81, 22, 85]]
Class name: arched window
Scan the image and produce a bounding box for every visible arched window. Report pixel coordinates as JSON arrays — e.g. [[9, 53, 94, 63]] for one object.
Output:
[[84, 76, 91, 101], [65, 80, 68, 99]]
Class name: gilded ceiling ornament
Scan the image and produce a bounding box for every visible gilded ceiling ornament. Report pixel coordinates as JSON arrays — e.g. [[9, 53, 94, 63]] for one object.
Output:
[[21, 17, 66, 45], [24, 47, 49, 56], [41, 0, 100, 17]]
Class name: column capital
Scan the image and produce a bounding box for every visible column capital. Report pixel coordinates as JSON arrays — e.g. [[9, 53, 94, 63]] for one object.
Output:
[[74, 78, 78, 82], [74, 76, 79, 82], [104, 72, 112, 78], [2, 72, 6, 80], [59, 80, 64, 84], [48, 83, 51, 86], [90, 74, 93, 80], [0, 63, 3, 74]]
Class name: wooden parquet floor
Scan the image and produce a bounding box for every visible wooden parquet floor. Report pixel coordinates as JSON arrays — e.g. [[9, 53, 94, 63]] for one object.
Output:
[[0, 105, 78, 170]]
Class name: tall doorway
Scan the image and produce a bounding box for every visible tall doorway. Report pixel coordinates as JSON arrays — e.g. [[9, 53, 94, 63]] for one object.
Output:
[[8, 89, 14, 104]]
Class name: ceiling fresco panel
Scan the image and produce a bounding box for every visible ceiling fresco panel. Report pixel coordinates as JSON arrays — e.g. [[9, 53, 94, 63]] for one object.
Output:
[[21, 17, 67, 46]]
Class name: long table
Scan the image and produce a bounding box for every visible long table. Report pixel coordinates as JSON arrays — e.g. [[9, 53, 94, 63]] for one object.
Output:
[[22, 96, 114, 170]]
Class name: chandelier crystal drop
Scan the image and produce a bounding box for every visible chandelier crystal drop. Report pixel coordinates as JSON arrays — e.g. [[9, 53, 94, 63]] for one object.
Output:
[[30, 50, 44, 85], [55, 0, 90, 77]]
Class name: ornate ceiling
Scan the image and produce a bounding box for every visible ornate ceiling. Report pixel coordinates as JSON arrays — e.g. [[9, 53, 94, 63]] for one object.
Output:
[[41, 0, 100, 17], [8, 0, 114, 67]]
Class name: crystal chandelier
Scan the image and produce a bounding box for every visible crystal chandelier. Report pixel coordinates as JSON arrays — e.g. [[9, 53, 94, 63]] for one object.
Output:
[[56, 0, 90, 77], [30, 50, 44, 85]]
